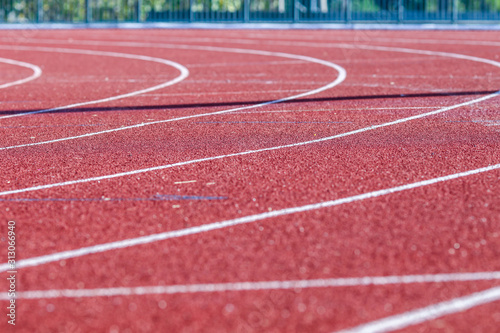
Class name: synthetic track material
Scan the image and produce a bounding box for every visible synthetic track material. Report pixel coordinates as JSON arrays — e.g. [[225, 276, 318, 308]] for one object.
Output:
[[0, 29, 499, 333]]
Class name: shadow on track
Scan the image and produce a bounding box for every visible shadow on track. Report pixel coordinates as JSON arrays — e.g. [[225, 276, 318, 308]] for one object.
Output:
[[0, 90, 496, 115]]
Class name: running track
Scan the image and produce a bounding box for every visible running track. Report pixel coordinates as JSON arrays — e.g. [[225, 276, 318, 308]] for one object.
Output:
[[0, 29, 499, 332]]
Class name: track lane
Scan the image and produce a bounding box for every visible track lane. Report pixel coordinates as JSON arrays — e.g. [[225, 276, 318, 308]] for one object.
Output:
[[0, 45, 189, 120], [0, 28, 500, 332], [0, 44, 345, 151]]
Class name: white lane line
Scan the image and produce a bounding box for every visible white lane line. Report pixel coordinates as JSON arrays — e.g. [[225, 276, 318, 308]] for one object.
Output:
[[0, 39, 496, 152], [0, 57, 42, 89], [0, 90, 497, 195], [0, 45, 189, 120], [337, 286, 500, 333], [154, 36, 499, 71], [185, 59, 304, 67], [231, 106, 442, 114], [219, 34, 500, 47], [94, 36, 500, 71], [323, 36, 500, 48], [8, 37, 500, 70], [0, 46, 346, 151], [174, 180, 197, 184], [2, 271, 500, 300], [141, 89, 309, 96], [164, 36, 500, 331], [19, 36, 500, 69], [1, 162, 499, 273], [2, 36, 491, 330], [15, 34, 500, 48]]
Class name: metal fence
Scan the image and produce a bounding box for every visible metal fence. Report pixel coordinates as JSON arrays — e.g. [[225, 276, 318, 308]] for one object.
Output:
[[1, 0, 499, 23]]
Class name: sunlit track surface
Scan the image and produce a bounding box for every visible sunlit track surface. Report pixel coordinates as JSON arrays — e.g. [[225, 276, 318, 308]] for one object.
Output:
[[0, 29, 499, 333]]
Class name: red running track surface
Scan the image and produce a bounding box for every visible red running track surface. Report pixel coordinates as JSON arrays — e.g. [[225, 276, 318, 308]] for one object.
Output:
[[0, 29, 499, 332]]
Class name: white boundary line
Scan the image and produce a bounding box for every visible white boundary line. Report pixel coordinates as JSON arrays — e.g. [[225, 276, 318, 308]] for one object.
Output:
[[123, 33, 500, 48], [337, 286, 500, 333], [0, 39, 496, 156], [1, 162, 499, 273], [0, 40, 497, 269], [61, 36, 500, 69], [0, 90, 497, 196], [5, 36, 500, 69], [8, 35, 500, 62], [0, 43, 346, 150], [0, 57, 42, 89], [2, 35, 499, 331], [2, 271, 499, 300], [46, 33, 500, 49], [0, 45, 189, 120], [0, 38, 497, 152]]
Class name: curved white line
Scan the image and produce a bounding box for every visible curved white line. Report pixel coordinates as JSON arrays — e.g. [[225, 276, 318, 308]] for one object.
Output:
[[87, 37, 500, 70], [1, 38, 498, 151], [0, 42, 497, 260], [1, 162, 499, 273], [0, 46, 189, 120], [220, 33, 500, 47], [5, 34, 500, 49], [4, 271, 500, 300], [4, 35, 500, 67], [0, 89, 497, 197], [0, 57, 42, 89], [0, 44, 346, 150], [2, 37, 500, 331], [337, 286, 500, 333], [0, 39, 499, 284]]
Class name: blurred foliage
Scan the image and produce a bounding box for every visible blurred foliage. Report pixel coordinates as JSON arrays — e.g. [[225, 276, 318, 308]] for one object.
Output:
[[0, 0, 498, 22]]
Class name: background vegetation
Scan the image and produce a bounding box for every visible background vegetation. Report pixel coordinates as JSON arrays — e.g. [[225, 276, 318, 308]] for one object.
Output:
[[0, 0, 499, 22]]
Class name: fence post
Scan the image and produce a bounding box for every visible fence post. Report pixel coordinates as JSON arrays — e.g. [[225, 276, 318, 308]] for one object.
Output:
[[85, 0, 91, 23], [36, 0, 43, 23], [294, 0, 299, 22], [190, 0, 195, 22], [398, 0, 404, 22], [345, 0, 352, 23], [136, 0, 142, 22], [243, 0, 250, 22], [452, 0, 458, 22]]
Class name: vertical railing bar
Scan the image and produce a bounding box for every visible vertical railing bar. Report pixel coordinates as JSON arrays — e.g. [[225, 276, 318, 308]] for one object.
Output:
[[190, 0, 195, 21], [345, 0, 351, 23], [243, 0, 250, 22], [36, 0, 43, 23], [85, 0, 91, 23], [293, 0, 298, 22], [398, 0, 404, 22], [136, 0, 141, 22], [116, 0, 120, 21], [452, 0, 458, 22]]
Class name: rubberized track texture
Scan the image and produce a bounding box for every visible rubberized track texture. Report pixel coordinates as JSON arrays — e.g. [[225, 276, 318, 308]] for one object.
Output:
[[0, 29, 499, 333]]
